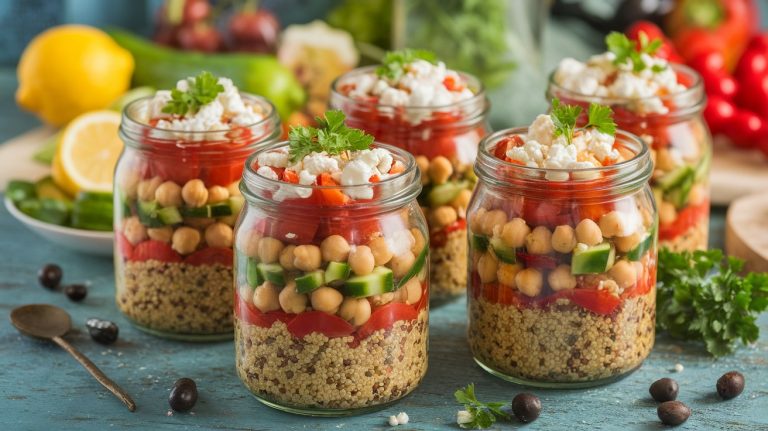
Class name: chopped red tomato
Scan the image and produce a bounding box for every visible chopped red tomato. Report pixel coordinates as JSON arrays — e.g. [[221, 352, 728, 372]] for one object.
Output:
[[659, 200, 709, 241], [493, 135, 524, 159], [261, 215, 319, 245], [148, 155, 201, 185], [443, 75, 464, 91], [515, 252, 559, 270], [116, 233, 134, 260], [549, 289, 621, 316], [317, 172, 350, 205], [283, 170, 299, 184], [234, 292, 294, 328], [130, 240, 182, 263], [431, 218, 467, 248], [203, 162, 245, 187], [286, 311, 356, 339], [357, 302, 418, 340], [185, 247, 234, 267]]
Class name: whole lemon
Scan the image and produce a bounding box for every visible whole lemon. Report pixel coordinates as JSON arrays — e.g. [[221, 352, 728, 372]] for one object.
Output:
[[16, 25, 134, 127]]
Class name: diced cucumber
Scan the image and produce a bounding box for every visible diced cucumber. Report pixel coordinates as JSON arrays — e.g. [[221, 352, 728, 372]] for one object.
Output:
[[471, 234, 489, 251], [656, 165, 695, 192], [325, 261, 351, 286], [35, 176, 70, 201], [345, 266, 395, 298], [665, 176, 694, 209], [18, 198, 70, 225], [228, 196, 245, 215], [137, 200, 163, 227], [75, 191, 113, 202], [180, 203, 232, 218], [396, 245, 428, 289], [157, 206, 183, 225], [246, 258, 263, 288], [426, 181, 468, 207], [571, 242, 615, 275], [695, 149, 711, 182], [627, 220, 657, 261], [490, 237, 516, 264], [71, 199, 113, 231], [7, 180, 36, 203], [257, 263, 285, 286], [296, 270, 325, 293]]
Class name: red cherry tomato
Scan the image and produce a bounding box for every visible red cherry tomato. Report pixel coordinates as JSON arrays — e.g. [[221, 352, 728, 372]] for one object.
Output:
[[234, 292, 294, 328], [735, 74, 768, 120], [183, 0, 212, 25], [724, 110, 765, 148], [286, 311, 356, 339], [703, 96, 737, 135], [228, 10, 280, 53], [185, 247, 234, 267], [735, 35, 768, 80], [356, 302, 419, 340], [689, 50, 727, 74], [177, 23, 223, 53], [130, 240, 182, 263]]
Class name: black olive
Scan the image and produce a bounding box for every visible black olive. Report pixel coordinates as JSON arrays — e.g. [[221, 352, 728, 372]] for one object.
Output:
[[649, 377, 679, 402], [169, 378, 198, 412], [512, 393, 541, 423], [38, 264, 62, 289], [717, 371, 745, 400], [85, 318, 119, 345], [64, 284, 88, 302], [657, 401, 691, 426]]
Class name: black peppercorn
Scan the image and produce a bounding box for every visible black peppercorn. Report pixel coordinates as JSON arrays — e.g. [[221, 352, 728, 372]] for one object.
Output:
[[649, 377, 679, 402], [657, 401, 691, 426], [64, 284, 88, 302], [716, 371, 745, 400], [512, 393, 541, 423], [85, 318, 119, 345], [169, 378, 198, 412], [38, 264, 62, 289]]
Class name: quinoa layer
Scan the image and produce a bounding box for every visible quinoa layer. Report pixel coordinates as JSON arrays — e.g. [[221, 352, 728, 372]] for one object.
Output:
[[235, 310, 428, 411], [468, 289, 655, 383], [430, 229, 467, 301], [116, 260, 233, 336], [659, 215, 709, 252]]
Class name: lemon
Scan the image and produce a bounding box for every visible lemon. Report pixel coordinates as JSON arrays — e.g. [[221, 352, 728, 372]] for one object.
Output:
[[52, 111, 123, 195], [16, 25, 134, 127]]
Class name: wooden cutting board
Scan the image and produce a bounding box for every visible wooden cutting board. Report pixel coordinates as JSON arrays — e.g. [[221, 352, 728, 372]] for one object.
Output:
[[726, 192, 768, 273], [711, 136, 768, 205]]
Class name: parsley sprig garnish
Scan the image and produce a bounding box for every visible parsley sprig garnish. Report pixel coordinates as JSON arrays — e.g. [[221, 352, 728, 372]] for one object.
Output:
[[162, 71, 225, 116], [288, 110, 374, 163], [657, 248, 768, 357], [606, 31, 665, 73], [455, 384, 510, 429], [550, 98, 617, 144], [376, 49, 438, 81]]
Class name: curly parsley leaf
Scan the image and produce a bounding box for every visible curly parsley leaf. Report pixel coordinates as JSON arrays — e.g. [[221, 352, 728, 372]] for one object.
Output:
[[585, 103, 617, 136], [657, 248, 768, 357], [162, 71, 225, 116], [288, 110, 374, 163], [551, 98, 582, 144], [606, 31, 664, 73], [455, 384, 511, 429], [376, 48, 438, 80]]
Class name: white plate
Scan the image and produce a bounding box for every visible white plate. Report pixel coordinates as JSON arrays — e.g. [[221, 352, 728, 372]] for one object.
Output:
[[4, 196, 113, 256]]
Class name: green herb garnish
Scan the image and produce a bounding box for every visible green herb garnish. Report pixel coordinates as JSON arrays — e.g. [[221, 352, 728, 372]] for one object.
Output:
[[606, 31, 664, 73], [657, 248, 768, 357], [376, 49, 437, 80], [550, 98, 616, 144], [162, 71, 225, 116], [288, 110, 374, 163], [454, 384, 510, 429], [585, 103, 617, 136]]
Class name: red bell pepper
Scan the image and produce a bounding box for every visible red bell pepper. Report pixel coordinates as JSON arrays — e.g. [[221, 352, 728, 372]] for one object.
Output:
[[626, 21, 683, 63], [734, 34, 768, 120]]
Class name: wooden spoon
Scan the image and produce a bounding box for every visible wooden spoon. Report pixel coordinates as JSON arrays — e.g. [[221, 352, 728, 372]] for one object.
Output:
[[10, 304, 136, 412]]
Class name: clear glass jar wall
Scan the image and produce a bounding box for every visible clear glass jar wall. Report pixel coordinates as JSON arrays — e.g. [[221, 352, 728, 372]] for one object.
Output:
[[467, 128, 657, 388], [114, 95, 280, 341], [234, 142, 429, 415]]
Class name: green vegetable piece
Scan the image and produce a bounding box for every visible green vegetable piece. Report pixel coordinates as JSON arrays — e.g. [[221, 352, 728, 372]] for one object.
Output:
[[7, 180, 36, 203], [427, 181, 468, 207], [137, 200, 163, 227], [32, 132, 61, 165], [571, 242, 616, 275], [396, 244, 428, 289], [257, 263, 285, 286], [471, 234, 489, 252], [162, 71, 225, 116], [35, 176, 70, 202], [227, 196, 245, 217], [295, 270, 325, 294], [18, 198, 70, 225], [626, 234, 653, 261], [606, 31, 664, 72], [75, 191, 113, 202], [71, 199, 113, 231], [376, 49, 437, 80], [288, 110, 373, 163], [157, 206, 183, 225], [324, 261, 351, 286], [695, 149, 711, 182], [246, 258, 263, 288], [656, 165, 695, 192], [490, 237, 516, 264], [454, 384, 511, 429], [344, 266, 395, 298], [179, 203, 232, 218]]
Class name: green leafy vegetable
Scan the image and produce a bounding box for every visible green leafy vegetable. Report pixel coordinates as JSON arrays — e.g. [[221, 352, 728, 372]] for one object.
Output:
[[585, 103, 617, 136], [606, 31, 664, 73], [162, 71, 225, 116], [454, 384, 510, 429], [657, 248, 768, 357], [288, 110, 374, 163], [376, 49, 438, 80]]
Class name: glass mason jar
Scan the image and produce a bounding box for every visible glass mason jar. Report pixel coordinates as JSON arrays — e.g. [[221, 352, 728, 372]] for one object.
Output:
[[467, 128, 657, 388], [548, 64, 711, 252], [114, 95, 280, 341], [331, 67, 490, 303], [234, 142, 429, 415]]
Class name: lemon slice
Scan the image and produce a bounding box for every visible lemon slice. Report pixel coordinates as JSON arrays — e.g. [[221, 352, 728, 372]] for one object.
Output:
[[52, 110, 123, 195]]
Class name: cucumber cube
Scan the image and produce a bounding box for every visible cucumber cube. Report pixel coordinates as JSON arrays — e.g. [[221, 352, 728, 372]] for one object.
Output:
[[571, 242, 615, 275], [325, 261, 351, 286], [257, 263, 285, 286], [344, 266, 395, 298], [296, 270, 325, 293]]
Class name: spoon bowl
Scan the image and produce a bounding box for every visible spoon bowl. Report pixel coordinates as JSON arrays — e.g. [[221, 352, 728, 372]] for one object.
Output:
[[11, 304, 71, 339]]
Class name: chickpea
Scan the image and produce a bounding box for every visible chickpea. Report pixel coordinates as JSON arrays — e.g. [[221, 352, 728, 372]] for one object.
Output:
[[609, 260, 637, 289], [293, 244, 322, 271], [147, 226, 173, 243], [154, 181, 182, 207], [207, 185, 230, 204], [411, 228, 426, 255], [389, 250, 416, 278], [615, 232, 642, 253], [369, 236, 393, 266], [515, 268, 543, 297], [659, 201, 678, 225], [205, 222, 233, 248], [481, 209, 507, 236], [278, 281, 308, 314], [450, 189, 473, 211], [182, 179, 209, 208], [548, 265, 577, 291], [428, 156, 454, 185], [403, 277, 423, 305], [469, 207, 487, 233], [499, 218, 530, 248], [687, 183, 706, 206], [257, 237, 284, 264], [525, 226, 553, 255], [349, 245, 375, 276], [279, 245, 297, 271], [430, 205, 458, 229], [369, 292, 395, 307], [415, 155, 430, 185], [241, 230, 262, 257], [599, 211, 626, 238], [339, 297, 372, 326], [321, 235, 351, 262], [119, 170, 140, 199], [656, 148, 680, 171], [477, 253, 498, 283], [227, 181, 242, 197], [123, 216, 147, 245], [575, 218, 603, 246], [310, 287, 344, 314], [252, 281, 280, 313], [497, 262, 522, 287], [551, 225, 577, 253], [172, 227, 201, 255], [137, 176, 162, 202]]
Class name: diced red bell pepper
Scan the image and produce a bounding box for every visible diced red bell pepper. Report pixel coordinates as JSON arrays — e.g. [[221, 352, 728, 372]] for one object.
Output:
[[317, 172, 350, 205], [356, 302, 419, 340], [659, 200, 710, 241], [130, 240, 182, 263], [548, 289, 622, 316], [234, 291, 294, 328], [430, 218, 467, 248], [185, 247, 234, 267], [286, 311, 356, 339]]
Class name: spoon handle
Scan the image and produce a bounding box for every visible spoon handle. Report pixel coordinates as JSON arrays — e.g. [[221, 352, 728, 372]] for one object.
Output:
[[52, 336, 136, 412]]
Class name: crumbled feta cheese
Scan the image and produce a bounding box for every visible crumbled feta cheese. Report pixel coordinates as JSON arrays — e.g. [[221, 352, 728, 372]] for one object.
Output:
[[303, 153, 340, 175], [457, 410, 473, 425], [388, 416, 399, 427], [386, 230, 416, 257], [341, 160, 374, 200], [528, 114, 556, 146], [258, 150, 290, 168], [396, 412, 409, 425], [674, 363, 684, 373], [256, 166, 278, 180], [298, 170, 316, 186]]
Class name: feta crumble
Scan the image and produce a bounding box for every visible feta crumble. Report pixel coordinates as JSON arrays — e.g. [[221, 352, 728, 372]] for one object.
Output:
[[387, 412, 410, 427]]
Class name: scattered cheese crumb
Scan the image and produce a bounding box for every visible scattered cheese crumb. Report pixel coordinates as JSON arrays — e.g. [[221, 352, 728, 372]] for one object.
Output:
[[387, 412, 410, 426], [457, 410, 473, 425], [388, 416, 399, 427], [673, 363, 684, 373]]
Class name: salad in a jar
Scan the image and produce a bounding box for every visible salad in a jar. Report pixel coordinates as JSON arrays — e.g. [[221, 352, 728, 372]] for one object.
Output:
[[234, 112, 428, 414], [114, 72, 280, 339], [331, 50, 490, 302], [548, 32, 711, 252], [467, 101, 657, 386]]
